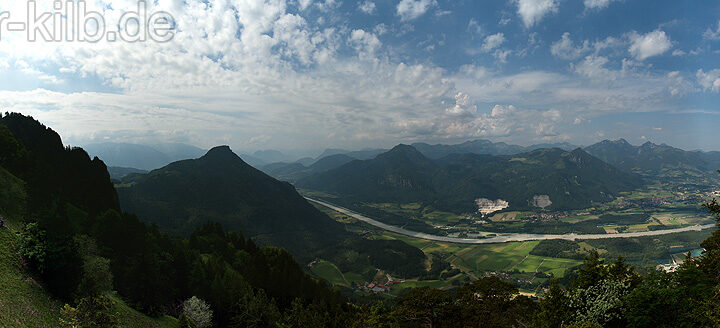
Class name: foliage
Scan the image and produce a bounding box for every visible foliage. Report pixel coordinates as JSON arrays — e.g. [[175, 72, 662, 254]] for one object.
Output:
[[76, 256, 114, 298], [568, 279, 630, 325], [17, 222, 47, 272], [393, 287, 449, 327], [229, 288, 280, 328], [60, 295, 118, 328], [183, 296, 213, 328]]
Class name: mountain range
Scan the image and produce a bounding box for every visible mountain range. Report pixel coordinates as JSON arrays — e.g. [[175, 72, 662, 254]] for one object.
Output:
[[297, 145, 643, 213], [584, 139, 720, 183]]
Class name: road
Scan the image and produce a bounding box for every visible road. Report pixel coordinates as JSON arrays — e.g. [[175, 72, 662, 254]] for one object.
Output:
[[306, 197, 716, 244]]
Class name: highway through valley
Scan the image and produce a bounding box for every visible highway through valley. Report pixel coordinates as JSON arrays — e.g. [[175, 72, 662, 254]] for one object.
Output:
[[306, 197, 716, 244]]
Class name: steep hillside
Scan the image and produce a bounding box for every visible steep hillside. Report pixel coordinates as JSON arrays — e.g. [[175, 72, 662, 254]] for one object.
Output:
[[298, 146, 643, 213], [0, 217, 178, 328], [0, 113, 120, 218], [117, 146, 349, 258]]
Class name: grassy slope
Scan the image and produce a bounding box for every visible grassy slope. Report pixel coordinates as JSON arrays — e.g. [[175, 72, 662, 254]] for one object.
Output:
[[0, 165, 177, 327], [0, 219, 179, 328], [0, 221, 61, 328]]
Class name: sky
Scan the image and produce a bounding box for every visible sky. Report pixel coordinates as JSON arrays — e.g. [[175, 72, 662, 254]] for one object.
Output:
[[0, 0, 719, 152]]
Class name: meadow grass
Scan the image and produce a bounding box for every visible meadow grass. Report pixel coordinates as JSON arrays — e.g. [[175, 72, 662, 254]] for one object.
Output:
[[310, 260, 349, 287]]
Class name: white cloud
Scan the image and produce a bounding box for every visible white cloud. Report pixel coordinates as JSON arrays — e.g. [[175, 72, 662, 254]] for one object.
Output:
[[551, 33, 591, 60], [445, 92, 476, 115], [359, 1, 376, 14], [672, 49, 686, 56], [583, 0, 616, 9], [396, 0, 437, 21], [572, 55, 614, 80], [467, 18, 483, 35], [493, 50, 512, 63], [297, 0, 312, 10], [515, 0, 559, 28], [704, 21, 720, 40], [628, 30, 672, 60], [481, 33, 505, 52], [697, 69, 720, 93], [349, 29, 382, 59]]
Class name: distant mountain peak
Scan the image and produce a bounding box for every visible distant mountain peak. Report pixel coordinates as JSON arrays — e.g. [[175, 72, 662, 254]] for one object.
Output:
[[610, 138, 631, 145], [380, 144, 427, 161], [389, 144, 418, 152], [640, 141, 657, 148], [203, 145, 239, 160]]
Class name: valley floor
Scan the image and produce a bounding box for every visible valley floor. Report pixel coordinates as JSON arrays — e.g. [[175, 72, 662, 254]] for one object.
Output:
[[306, 197, 715, 244]]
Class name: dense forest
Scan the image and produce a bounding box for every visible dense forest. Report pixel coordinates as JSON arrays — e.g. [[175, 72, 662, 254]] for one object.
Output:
[[2, 112, 720, 327]]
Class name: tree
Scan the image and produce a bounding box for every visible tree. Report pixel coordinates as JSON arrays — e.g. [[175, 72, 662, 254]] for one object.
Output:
[[229, 288, 281, 328], [574, 250, 606, 289], [178, 313, 198, 328], [535, 279, 571, 328], [60, 295, 118, 328], [568, 279, 630, 326], [76, 256, 113, 298], [442, 276, 537, 328], [350, 302, 397, 328], [17, 222, 46, 272], [183, 296, 213, 328], [393, 287, 448, 328]]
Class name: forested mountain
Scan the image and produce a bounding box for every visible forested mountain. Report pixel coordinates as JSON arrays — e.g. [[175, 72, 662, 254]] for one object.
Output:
[[298, 145, 642, 212], [84, 142, 206, 171], [585, 139, 720, 182], [117, 145, 350, 258]]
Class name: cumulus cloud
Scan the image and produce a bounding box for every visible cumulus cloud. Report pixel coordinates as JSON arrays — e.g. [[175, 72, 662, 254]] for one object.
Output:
[[628, 30, 672, 60], [396, 0, 437, 21], [349, 29, 382, 59], [359, 1, 376, 14], [515, 0, 559, 28], [445, 92, 476, 115], [697, 69, 720, 93], [704, 21, 720, 40], [551, 33, 591, 60], [481, 33, 505, 52]]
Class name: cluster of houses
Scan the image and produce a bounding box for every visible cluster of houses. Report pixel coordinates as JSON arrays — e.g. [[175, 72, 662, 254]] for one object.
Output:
[[359, 277, 406, 294]]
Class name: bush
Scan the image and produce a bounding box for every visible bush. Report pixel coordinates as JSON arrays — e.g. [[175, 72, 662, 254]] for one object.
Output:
[[17, 222, 47, 271]]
